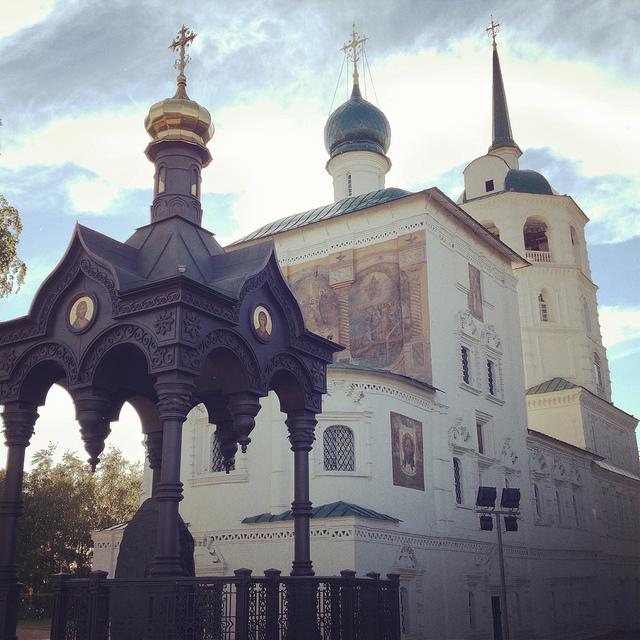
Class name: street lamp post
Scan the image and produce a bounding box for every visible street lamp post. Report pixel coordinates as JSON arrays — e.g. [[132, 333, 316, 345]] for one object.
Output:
[[475, 486, 521, 640]]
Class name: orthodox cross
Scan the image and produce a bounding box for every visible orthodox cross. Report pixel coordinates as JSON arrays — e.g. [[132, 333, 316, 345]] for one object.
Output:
[[341, 24, 368, 86], [486, 16, 501, 48], [170, 25, 197, 97]]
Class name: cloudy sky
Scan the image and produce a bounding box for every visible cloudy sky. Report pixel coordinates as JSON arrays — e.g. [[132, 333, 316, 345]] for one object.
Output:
[[0, 0, 638, 467]]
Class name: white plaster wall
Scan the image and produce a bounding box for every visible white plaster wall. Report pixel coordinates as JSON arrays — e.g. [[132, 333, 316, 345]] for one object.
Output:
[[326, 150, 390, 201]]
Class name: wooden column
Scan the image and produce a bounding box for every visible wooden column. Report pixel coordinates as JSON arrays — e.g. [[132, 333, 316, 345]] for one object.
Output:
[[0, 401, 38, 640], [150, 376, 194, 576], [285, 409, 317, 576]]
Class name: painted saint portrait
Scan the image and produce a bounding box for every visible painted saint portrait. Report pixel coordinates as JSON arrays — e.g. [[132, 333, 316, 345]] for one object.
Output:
[[252, 305, 273, 341], [468, 263, 483, 321], [390, 411, 424, 490], [289, 266, 339, 341], [68, 295, 97, 333]]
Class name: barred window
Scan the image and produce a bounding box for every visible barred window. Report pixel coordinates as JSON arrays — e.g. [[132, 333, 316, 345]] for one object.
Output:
[[487, 359, 496, 396], [347, 173, 353, 197], [211, 433, 234, 473], [400, 587, 410, 634], [453, 457, 463, 504], [323, 425, 355, 471], [534, 483, 542, 518], [538, 292, 549, 322], [461, 345, 471, 384]]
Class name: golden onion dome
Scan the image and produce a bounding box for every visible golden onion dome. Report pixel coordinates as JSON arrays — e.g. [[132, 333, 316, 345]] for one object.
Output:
[[144, 91, 214, 148]]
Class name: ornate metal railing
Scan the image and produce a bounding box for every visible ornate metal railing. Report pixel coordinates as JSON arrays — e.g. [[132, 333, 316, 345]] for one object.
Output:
[[524, 250, 552, 263], [49, 568, 400, 640]]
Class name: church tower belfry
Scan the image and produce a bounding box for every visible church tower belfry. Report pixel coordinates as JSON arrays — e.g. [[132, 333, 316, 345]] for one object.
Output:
[[459, 20, 612, 404], [324, 26, 391, 202]]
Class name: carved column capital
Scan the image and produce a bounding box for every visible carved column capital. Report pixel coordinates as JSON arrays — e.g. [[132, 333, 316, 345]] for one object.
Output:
[[1, 402, 38, 448], [154, 378, 195, 421], [145, 429, 163, 470], [227, 392, 261, 453], [214, 419, 239, 473], [285, 410, 317, 451]]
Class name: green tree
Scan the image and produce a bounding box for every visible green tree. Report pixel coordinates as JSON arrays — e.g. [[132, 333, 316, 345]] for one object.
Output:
[[0, 194, 26, 297], [9, 445, 142, 593]]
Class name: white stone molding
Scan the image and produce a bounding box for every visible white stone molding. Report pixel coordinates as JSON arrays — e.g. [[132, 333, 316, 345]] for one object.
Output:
[[457, 310, 481, 339], [500, 437, 519, 468], [482, 324, 503, 353], [449, 417, 473, 450]]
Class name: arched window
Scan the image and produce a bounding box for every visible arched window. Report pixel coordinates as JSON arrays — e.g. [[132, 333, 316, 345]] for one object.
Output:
[[323, 425, 355, 471], [157, 166, 166, 194], [533, 483, 542, 518], [211, 433, 234, 473], [524, 217, 550, 261], [570, 226, 582, 269], [453, 457, 463, 504], [582, 296, 591, 333], [190, 167, 200, 197], [593, 352, 603, 392], [538, 291, 550, 322]]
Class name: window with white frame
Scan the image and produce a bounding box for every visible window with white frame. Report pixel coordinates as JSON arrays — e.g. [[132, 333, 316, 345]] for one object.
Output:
[[323, 425, 355, 472], [453, 457, 463, 504], [476, 420, 485, 455], [538, 291, 550, 322], [461, 346, 471, 384], [211, 433, 234, 473], [487, 359, 497, 396], [533, 483, 542, 519], [467, 591, 476, 630], [593, 352, 604, 393]]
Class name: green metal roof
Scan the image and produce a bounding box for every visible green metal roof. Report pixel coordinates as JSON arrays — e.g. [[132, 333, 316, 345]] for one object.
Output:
[[242, 500, 400, 524], [505, 169, 553, 196], [233, 188, 412, 244], [526, 378, 577, 395]]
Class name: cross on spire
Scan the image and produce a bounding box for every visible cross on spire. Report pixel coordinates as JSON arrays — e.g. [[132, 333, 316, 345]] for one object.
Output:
[[169, 25, 197, 99], [341, 24, 368, 87], [486, 15, 501, 48]]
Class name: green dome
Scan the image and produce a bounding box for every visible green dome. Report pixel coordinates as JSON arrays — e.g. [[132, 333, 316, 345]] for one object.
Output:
[[505, 169, 553, 195], [324, 84, 391, 158]]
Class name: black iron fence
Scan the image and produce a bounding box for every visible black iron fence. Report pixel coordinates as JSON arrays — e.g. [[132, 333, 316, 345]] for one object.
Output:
[[49, 568, 400, 640]]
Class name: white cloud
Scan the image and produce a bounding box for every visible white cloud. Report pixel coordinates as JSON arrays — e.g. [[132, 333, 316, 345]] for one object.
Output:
[[68, 175, 119, 213], [599, 306, 640, 361], [0, 0, 54, 39]]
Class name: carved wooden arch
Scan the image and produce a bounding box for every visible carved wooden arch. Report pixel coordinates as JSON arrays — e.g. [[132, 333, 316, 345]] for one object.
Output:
[[263, 352, 321, 413], [197, 328, 264, 393], [0, 341, 79, 403], [77, 323, 173, 385]]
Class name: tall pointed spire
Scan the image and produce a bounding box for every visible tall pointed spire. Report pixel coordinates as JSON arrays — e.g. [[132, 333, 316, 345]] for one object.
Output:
[[485, 17, 520, 155]]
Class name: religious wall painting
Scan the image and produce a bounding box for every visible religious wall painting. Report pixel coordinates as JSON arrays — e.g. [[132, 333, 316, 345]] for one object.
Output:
[[68, 293, 98, 334], [349, 264, 403, 368], [468, 263, 483, 321], [390, 411, 424, 490], [289, 265, 340, 341], [251, 304, 273, 342]]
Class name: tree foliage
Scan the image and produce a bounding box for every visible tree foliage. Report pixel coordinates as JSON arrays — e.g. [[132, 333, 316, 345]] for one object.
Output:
[[0, 194, 27, 297], [2, 445, 143, 593]]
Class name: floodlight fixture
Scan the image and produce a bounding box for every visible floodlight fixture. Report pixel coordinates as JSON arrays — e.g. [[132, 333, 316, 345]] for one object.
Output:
[[501, 487, 521, 509], [476, 486, 497, 508], [504, 515, 518, 532], [480, 514, 493, 531]]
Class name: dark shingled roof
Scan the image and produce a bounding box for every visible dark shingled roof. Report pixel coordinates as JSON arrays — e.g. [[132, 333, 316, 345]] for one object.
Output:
[[526, 378, 577, 395], [234, 187, 412, 244], [242, 501, 400, 524]]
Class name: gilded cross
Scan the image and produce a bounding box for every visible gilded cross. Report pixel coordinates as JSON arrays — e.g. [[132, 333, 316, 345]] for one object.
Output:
[[486, 16, 501, 48], [341, 24, 368, 86], [170, 25, 197, 77]]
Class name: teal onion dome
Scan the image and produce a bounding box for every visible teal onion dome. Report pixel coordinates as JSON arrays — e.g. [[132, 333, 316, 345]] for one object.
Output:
[[504, 169, 553, 195], [324, 84, 391, 158]]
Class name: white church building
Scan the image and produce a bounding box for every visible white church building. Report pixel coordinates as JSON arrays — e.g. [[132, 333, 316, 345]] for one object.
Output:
[[93, 29, 640, 640]]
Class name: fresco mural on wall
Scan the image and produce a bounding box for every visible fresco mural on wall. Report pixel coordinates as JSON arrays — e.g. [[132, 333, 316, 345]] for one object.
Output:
[[287, 232, 431, 384], [390, 411, 424, 490], [288, 265, 340, 341], [468, 263, 483, 321]]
